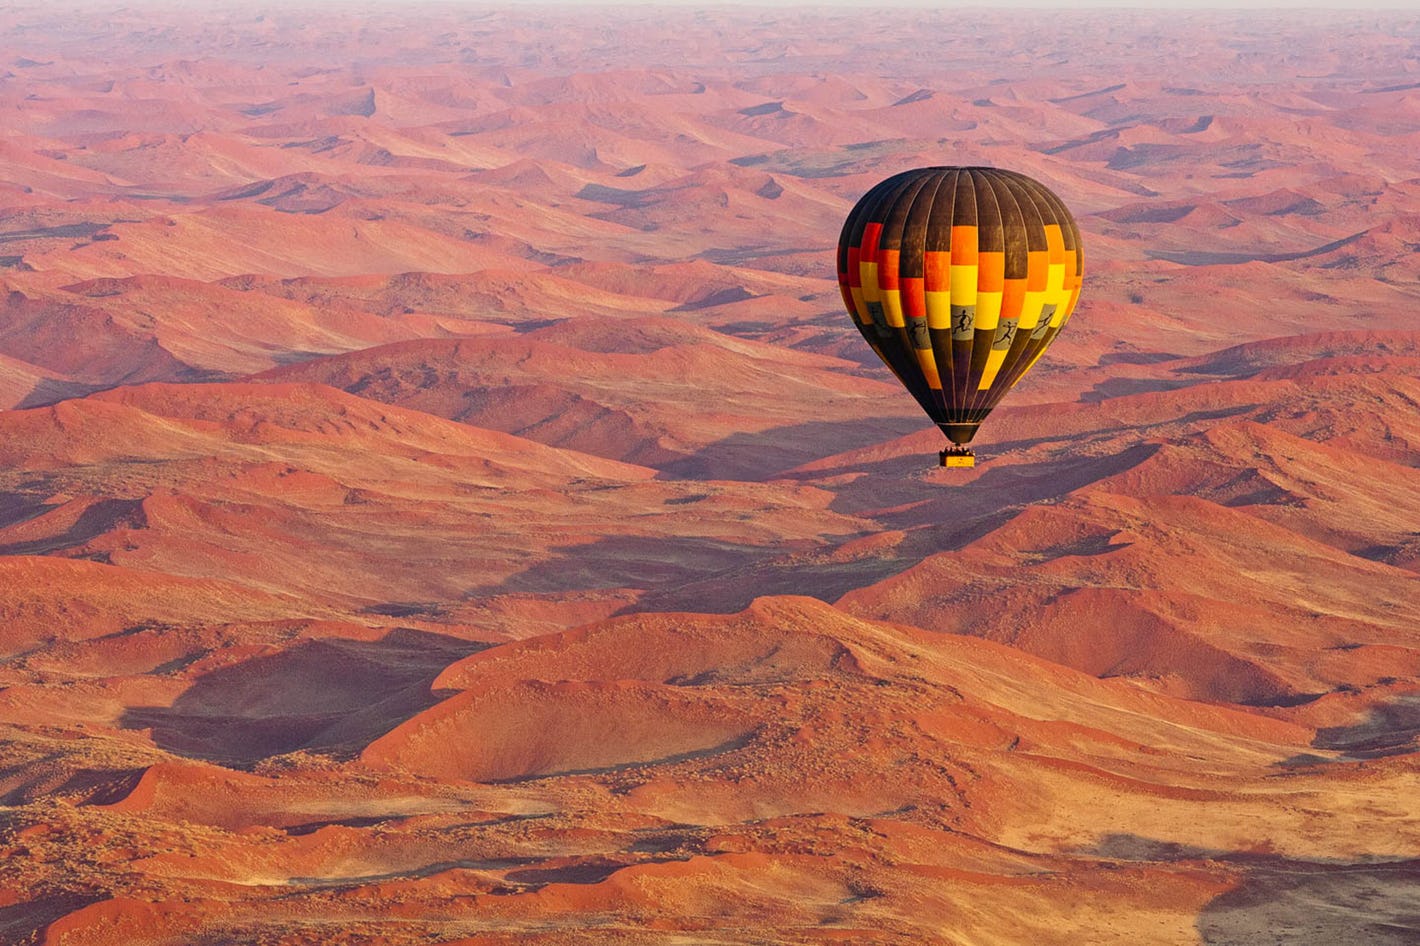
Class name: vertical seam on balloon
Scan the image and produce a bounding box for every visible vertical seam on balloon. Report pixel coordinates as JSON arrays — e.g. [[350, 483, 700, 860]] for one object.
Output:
[[863, 172, 938, 415], [996, 187, 1071, 395], [966, 170, 1006, 419], [965, 170, 1004, 417], [958, 167, 984, 424], [988, 174, 1049, 411], [898, 170, 942, 408], [922, 168, 951, 416], [883, 172, 933, 401], [927, 168, 958, 422], [947, 168, 973, 422]]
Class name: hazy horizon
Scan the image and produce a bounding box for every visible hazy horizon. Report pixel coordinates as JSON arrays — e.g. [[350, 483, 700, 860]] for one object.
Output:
[[27, 0, 1420, 10], [1, 3, 1418, 945]]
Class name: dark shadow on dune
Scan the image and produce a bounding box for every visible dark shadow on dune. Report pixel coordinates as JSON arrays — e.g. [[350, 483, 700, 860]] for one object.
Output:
[[0, 222, 109, 245], [632, 550, 917, 614], [1351, 539, 1420, 574], [61, 768, 148, 807], [469, 527, 918, 614], [1087, 833, 1223, 861], [472, 534, 778, 604], [818, 442, 1162, 527], [281, 814, 405, 837], [1274, 752, 1334, 769], [13, 378, 102, 409], [0, 491, 52, 531], [0, 759, 147, 807], [1148, 230, 1365, 266], [505, 858, 632, 886], [119, 627, 487, 767], [653, 416, 923, 482], [480, 442, 1164, 614], [1080, 377, 1196, 402], [1197, 859, 1420, 945], [0, 891, 104, 945], [981, 405, 1258, 459], [0, 498, 145, 556], [359, 601, 449, 619], [1078, 834, 1420, 944], [1098, 351, 1182, 366], [284, 850, 692, 892], [1312, 696, 1420, 759], [472, 529, 925, 614], [287, 856, 539, 889], [15, 371, 224, 410], [489, 731, 756, 784]]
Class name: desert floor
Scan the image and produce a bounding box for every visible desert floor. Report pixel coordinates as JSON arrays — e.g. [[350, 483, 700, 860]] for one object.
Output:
[[1, 6, 1418, 945]]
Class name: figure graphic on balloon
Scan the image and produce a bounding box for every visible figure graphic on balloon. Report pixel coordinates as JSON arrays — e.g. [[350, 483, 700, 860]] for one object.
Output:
[[837, 167, 1083, 468]]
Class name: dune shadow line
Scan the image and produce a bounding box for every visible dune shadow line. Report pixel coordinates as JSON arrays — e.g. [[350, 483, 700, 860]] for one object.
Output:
[[119, 627, 487, 767]]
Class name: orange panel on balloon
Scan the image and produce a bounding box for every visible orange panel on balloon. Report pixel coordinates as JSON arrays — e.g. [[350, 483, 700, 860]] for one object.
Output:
[[924, 251, 951, 291]]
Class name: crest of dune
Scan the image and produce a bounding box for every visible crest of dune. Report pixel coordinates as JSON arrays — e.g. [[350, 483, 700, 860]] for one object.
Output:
[[2, 7, 1419, 946]]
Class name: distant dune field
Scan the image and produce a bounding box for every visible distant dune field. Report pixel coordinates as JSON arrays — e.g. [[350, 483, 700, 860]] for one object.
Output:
[[1, 6, 1418, 945]]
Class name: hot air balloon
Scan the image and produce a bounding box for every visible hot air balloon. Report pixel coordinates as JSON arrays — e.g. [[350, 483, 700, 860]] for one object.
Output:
[[837, 167, 1083, 468]]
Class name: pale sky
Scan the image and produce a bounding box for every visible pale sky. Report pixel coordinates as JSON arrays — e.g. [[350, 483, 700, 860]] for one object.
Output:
[[159, 0, 1420, 8], [476, 0, 1417, 7]]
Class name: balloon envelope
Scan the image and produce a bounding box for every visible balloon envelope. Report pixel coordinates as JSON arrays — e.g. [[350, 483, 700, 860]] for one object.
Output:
[[837, 166, 1083, 446]]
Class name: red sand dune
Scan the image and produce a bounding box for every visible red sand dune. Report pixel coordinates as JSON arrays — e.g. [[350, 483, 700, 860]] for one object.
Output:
[[1, 6, 1419, 946], [256, 317, 915, 475]]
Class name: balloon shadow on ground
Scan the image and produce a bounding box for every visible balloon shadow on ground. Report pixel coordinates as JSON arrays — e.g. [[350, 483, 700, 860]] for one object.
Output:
[[119, 627, 487, 767]]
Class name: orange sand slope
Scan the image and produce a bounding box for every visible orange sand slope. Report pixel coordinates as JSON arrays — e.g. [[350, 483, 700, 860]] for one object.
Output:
[[1, 6, 1419, 946]]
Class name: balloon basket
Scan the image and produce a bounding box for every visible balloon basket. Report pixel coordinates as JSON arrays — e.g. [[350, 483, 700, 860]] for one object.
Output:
[[939, 446, 975, 469]]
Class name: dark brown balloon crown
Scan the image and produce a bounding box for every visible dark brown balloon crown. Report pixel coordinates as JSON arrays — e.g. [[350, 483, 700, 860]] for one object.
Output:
[[837, 167, 1083, 445]]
